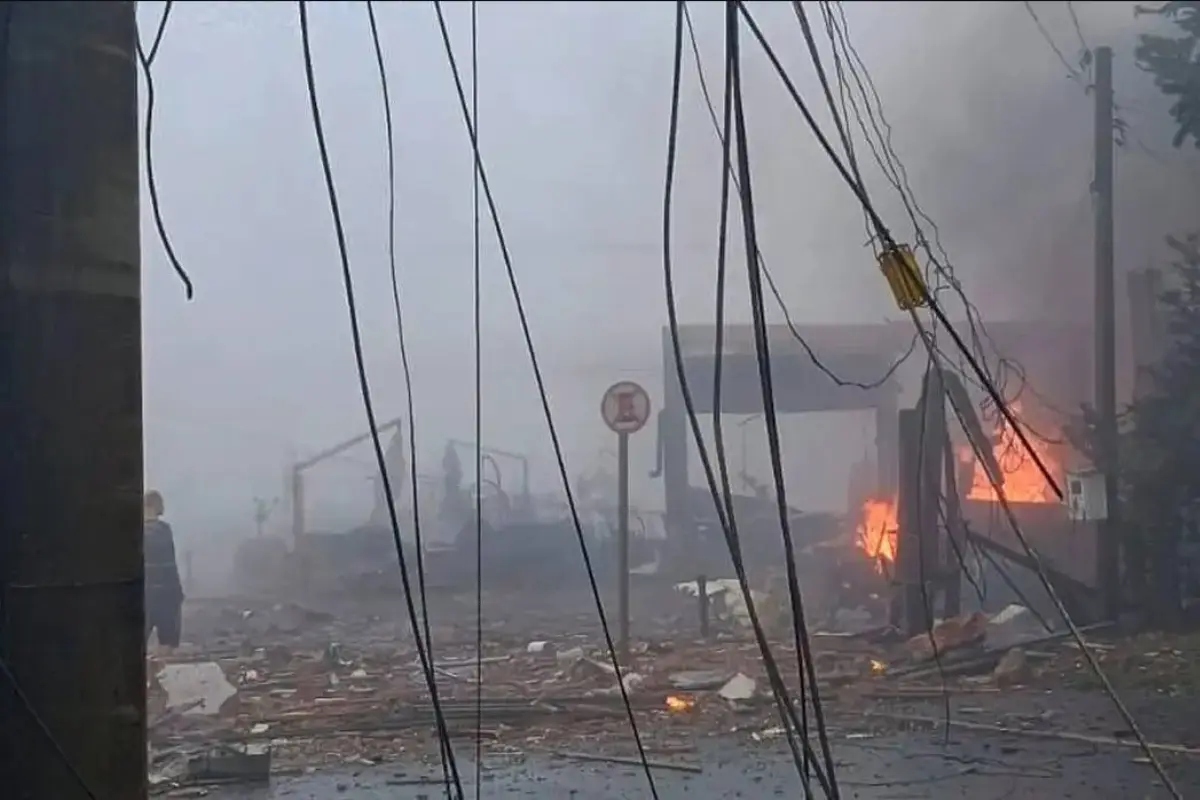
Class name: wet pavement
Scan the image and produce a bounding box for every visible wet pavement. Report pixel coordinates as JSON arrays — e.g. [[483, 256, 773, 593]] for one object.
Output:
[[207, 721, 1192, 799], [173, 594, 1200, 799]]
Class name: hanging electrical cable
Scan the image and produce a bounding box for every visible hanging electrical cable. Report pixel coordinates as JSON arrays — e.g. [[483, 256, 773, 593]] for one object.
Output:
[[134, 0, 194, 299], [704, 0, 738, 534], [662, 3, 835, 794], [812, 1, 1088, 598], [1022, 0, 1088, 81], [296, 4, 462, 795], [428, 3, 660, 794], [700, 3, 817, 787], [735, 1, 1062, 502], [467, 1, 484, 794], [679, 3, 918, 393], [678, 23, 918, 742], [816, 4, 996, 367], [362, 4, 453, 792], [791, 2, 859, 186], [943, 391, 1183, 798], [819, 0, 1038, 421], [727, 10, 841, 792], [793, 0, 956, 732], [733, 3, 1179, 792], [801, 0, 1051, 737]]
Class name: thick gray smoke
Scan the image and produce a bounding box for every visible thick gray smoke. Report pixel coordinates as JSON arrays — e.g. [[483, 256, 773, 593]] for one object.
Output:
[[141, 2, 1199, 589], [569, 1, 1199, 513], [652, 2, 1197, 325]]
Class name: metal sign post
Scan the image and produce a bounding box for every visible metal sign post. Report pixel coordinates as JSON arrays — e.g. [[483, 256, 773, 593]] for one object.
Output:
[[601, 381, 652, 662]]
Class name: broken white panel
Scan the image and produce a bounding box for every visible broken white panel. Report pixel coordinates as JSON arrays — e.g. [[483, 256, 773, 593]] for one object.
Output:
[[674, 578, 764, 628], [985, 604, 1049, 649], [157, 662, 237, 716]]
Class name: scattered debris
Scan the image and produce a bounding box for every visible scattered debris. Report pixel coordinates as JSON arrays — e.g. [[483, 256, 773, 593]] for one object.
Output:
[[157, 662, 237, 716], [669, 670, 730, 691], [674, 578, 764, 629], [186, 744, 272, 786], [905, 612, 988, 663], [151, 589, 1165, 782], [993, 648, 1031, 687], [986, 604, 1049, 649], [866, 711, 1200, 758], [717, 672, 756, 703]]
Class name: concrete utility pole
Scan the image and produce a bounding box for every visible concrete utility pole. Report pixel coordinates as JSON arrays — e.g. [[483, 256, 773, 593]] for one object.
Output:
[[0, 3, 146, 799], [1092, 45, 1121, 620]]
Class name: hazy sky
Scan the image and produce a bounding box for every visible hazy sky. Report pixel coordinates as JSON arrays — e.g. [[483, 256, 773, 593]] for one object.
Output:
[[139, 1, 1199, 546]]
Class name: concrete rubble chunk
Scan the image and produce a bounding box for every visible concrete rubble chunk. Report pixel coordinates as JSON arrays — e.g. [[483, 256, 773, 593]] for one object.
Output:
[[157, 661, 237, 717], [986, 604, 1047, 650], [591, 670, 645, 697], [718, 672, 756, 702], [555, 646, 585, 665], [568, 656, 617, 681], [669, 669, 732, 691], [905, 611, 988, 663], [993, 647, 1032, 687]]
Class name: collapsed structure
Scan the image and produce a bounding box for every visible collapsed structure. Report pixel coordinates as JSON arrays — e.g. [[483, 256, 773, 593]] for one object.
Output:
[[652, 322, 1098, 633]]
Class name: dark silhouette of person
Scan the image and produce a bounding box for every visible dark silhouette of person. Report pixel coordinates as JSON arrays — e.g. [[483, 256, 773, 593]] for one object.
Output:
[[144, 490, 184, 651]]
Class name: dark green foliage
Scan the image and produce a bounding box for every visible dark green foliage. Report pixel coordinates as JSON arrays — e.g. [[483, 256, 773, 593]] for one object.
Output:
[[1121, 234, 1200, 622], [1136, 2, 1200, 147], [1125, 236, 1200, 505]]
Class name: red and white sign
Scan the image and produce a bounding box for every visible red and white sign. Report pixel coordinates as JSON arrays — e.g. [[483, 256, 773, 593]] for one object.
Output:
[[601, 381, 651, 435]]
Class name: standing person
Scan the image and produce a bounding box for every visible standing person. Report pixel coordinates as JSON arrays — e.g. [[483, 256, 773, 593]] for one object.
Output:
[[144, 490, 184, 653]]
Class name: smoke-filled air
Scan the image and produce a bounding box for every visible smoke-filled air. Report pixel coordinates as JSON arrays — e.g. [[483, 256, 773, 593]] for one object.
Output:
[[141, 2, 1189, 590]]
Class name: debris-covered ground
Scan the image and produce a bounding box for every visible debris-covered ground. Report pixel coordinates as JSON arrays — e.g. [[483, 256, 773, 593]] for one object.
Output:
[[148, 582, 1200, 798]]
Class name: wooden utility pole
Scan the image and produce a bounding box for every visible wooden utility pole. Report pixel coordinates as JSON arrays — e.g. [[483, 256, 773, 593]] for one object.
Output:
[[0, 3, 146, 799], [1092, 45, 1121, 620], [1125, 266, 1166, 609]]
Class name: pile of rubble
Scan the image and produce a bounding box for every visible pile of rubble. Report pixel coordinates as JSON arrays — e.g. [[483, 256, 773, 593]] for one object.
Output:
[[147, 590, 1104, 795]]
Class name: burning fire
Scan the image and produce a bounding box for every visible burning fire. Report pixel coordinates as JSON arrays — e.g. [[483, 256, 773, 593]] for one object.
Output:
[[869, 659, 887, 675], [855, 497, 898, 570], [852, 403, 1062, 572], [665, 694, 695, 713], [963, 402, 1061, 504]]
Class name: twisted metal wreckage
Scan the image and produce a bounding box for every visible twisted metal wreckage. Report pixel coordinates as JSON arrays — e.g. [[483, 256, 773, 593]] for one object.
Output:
[[653, 322, 1101, 633], [235, 320, 1104, 634]]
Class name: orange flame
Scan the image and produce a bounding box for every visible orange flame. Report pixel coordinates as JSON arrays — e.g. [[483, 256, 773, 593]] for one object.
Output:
[[665, 695, 695, 713], [963, 402, 1061, 504], [856, 497, 898, 570]]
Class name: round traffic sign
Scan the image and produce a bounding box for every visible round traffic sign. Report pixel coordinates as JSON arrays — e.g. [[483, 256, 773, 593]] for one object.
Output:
[[601, 381, 651, 434]]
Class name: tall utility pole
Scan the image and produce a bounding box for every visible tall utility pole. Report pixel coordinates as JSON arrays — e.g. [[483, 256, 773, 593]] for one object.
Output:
[[1092, 45, 1121, 620], [0, 4, 146, 799]]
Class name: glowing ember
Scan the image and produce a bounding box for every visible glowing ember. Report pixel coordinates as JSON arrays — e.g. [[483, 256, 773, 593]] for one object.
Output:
[[856, 497, 898, 571], [963, 402, 1062, 504], [665, 694, 695, 713]]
